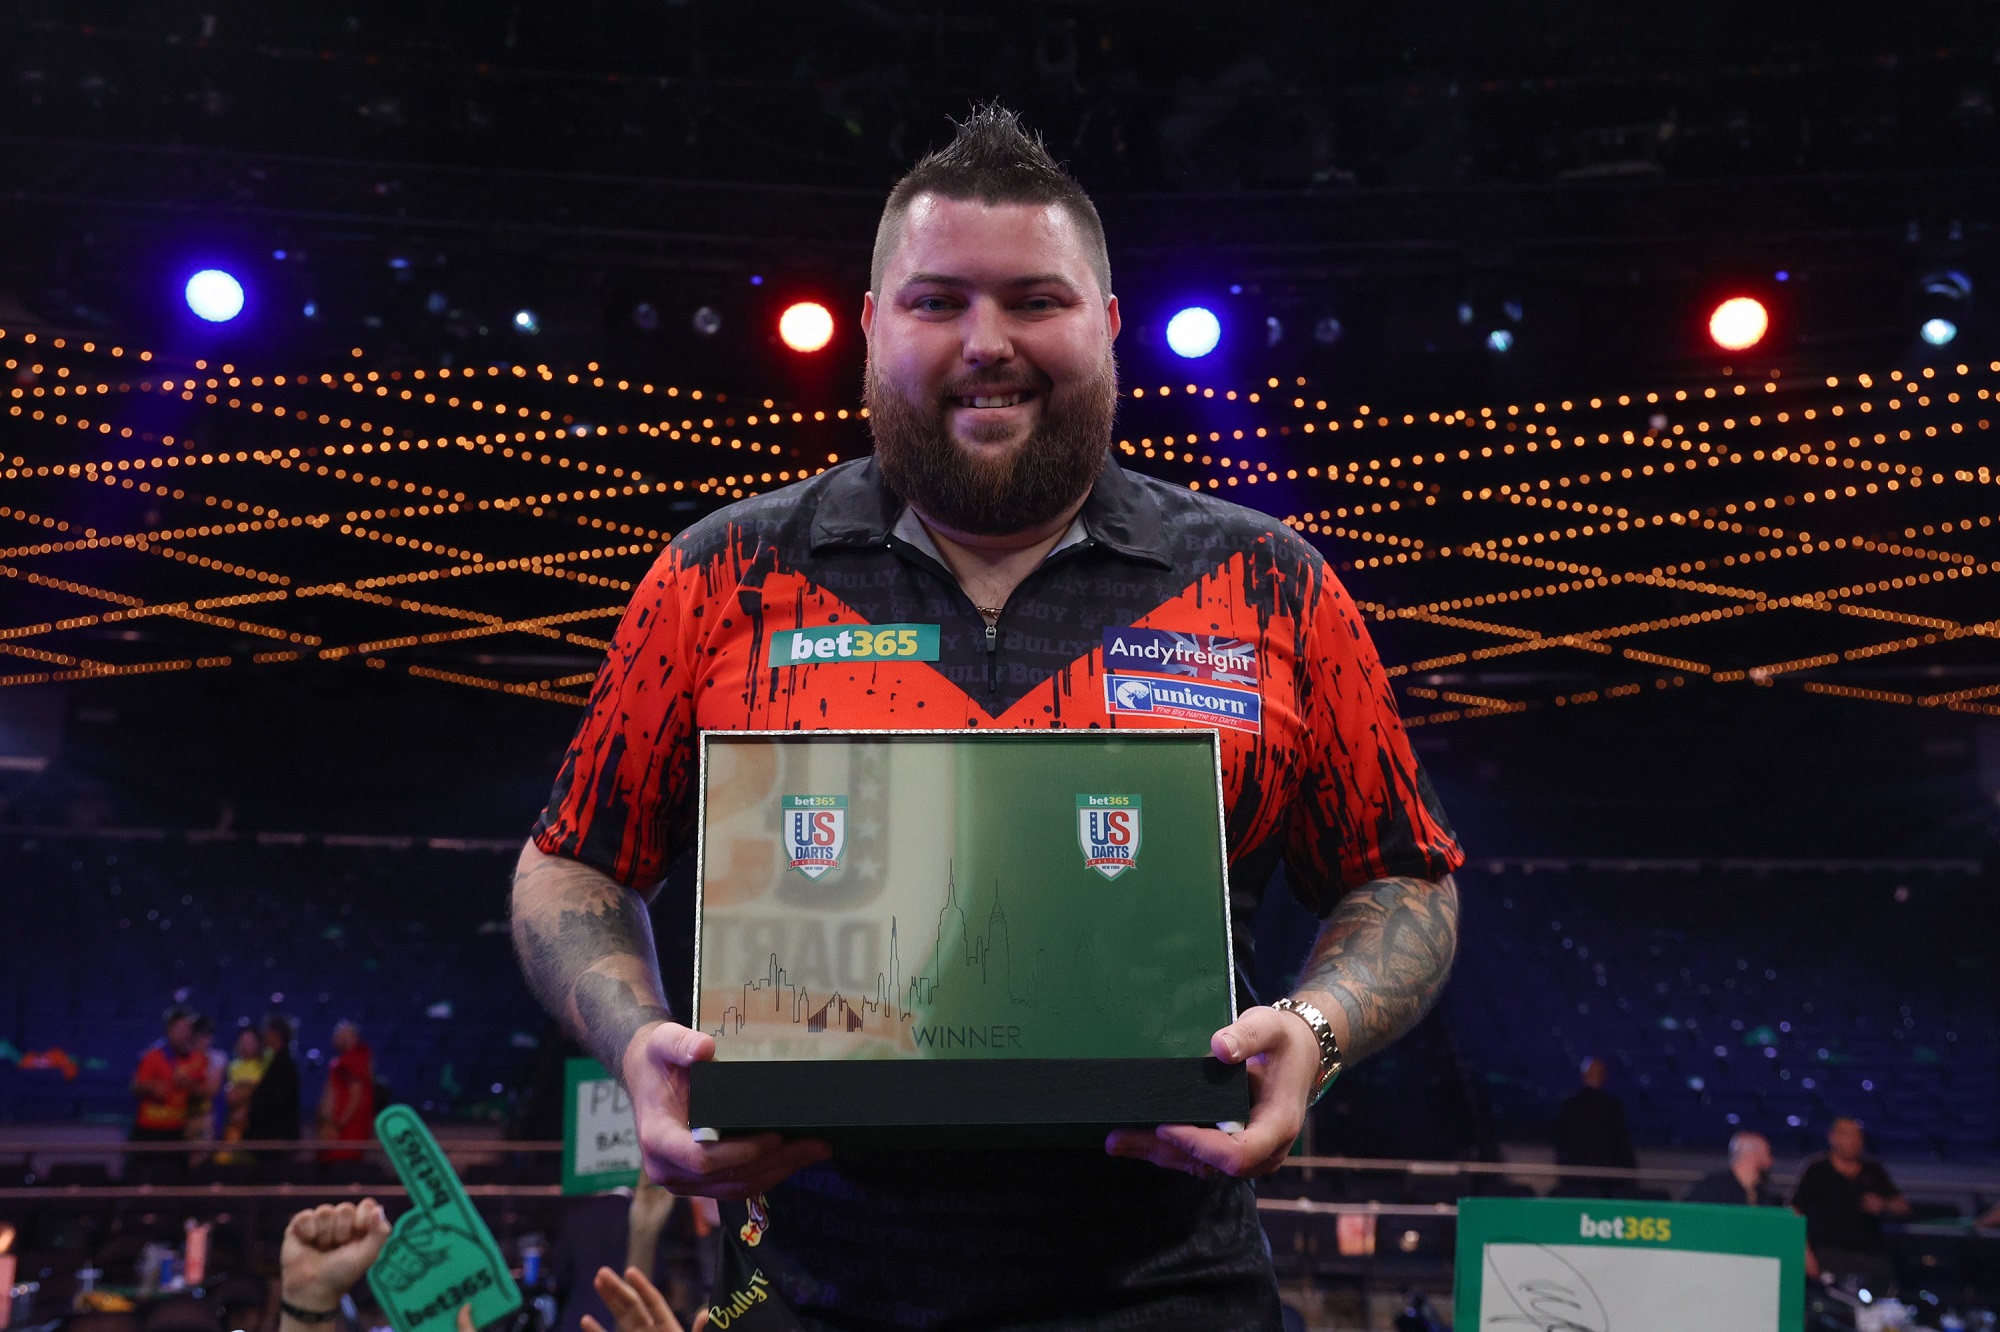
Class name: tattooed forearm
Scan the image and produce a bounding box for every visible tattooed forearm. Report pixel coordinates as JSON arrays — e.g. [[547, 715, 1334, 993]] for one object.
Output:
[[511, 842, 673, 1073], [1291, 874, 1459, 1064]]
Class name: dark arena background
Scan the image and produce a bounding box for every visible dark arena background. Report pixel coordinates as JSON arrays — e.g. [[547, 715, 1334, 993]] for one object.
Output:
[[2, 2, 1999, 1329]]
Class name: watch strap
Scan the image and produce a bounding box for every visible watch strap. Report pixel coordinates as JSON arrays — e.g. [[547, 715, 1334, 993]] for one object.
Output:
[[1271, 996, 1344, 1105]]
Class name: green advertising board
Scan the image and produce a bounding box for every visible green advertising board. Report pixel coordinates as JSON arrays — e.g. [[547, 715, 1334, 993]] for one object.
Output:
[[561, 1057, 643, 1195], [688, 730, 1245, 1138], [1455, 1197, 1806, 1332]]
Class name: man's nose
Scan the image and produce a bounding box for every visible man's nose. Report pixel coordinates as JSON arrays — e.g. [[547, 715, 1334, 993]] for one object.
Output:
[[959, 297, 1014, 366]]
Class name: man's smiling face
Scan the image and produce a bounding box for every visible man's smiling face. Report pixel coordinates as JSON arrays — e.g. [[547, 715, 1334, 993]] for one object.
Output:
[[861, 194, 1121, 535]]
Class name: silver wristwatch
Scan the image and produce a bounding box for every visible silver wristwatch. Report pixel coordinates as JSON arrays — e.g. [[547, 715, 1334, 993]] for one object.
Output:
[[1271, 997, 1344, 1105]]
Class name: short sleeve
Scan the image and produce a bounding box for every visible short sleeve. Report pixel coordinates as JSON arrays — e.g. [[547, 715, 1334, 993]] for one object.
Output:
[[1283, 558, 1463, 915], [531, 542, 705, 888]]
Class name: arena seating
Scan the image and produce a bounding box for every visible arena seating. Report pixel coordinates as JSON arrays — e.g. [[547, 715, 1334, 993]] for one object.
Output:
[[0, 832, 545, 1126], [1445, 863, 2000, 1161], [6, 832, 1995, 1176]]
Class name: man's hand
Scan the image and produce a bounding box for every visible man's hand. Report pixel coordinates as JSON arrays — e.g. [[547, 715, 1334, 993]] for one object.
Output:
[[280, 1200, 392, 1311], [624, 1021, 829, 1201], [583, 1265, 689, 1332], [1861, 1191, 1887, 1216], [1104, 1005, 1319, 1178]]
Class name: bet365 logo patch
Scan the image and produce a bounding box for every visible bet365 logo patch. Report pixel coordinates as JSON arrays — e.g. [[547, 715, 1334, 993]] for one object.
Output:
[[1076, 794, 1142, 879], [782, 795, 846, 880]]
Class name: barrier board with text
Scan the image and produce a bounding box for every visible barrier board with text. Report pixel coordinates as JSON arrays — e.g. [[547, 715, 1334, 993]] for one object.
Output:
[[1455, 1196, 1806, 1332], [561, 1057, 642, 1195]]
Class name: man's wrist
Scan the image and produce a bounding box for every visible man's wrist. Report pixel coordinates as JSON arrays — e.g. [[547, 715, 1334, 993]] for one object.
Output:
[[617, 1017, 672, 1083], [279, 1284, 343, 1314]]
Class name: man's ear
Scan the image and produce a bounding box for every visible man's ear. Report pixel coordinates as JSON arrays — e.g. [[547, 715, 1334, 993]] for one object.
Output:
[[1105, 294, 1121, 344], [860, 291, 876, 342]]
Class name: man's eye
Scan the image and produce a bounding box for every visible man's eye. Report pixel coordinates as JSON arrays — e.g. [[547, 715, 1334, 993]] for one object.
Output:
[[914, 297, 957, 313], [1021, 297, 1059, 311]]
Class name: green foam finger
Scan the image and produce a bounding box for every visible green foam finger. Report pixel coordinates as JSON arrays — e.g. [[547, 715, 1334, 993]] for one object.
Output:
[[366, 1107, 522, 1332], [377, 1105, 480, 1229]]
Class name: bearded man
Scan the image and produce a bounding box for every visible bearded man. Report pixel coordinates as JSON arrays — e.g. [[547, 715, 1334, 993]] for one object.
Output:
[[513, 105, 1462, 1330]]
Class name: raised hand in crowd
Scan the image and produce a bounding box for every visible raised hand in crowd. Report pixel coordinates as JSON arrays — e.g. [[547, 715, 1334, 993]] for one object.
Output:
[[278, 1201, 392, 1331], [449, 1265, 699, 1332]]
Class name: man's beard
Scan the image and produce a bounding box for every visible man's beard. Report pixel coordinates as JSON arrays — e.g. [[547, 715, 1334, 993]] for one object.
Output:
[[865, 350, 1118, 536]]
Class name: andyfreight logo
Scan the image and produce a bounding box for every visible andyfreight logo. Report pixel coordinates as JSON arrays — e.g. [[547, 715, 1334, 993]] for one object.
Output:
[[768, 623, 939, 666], [1103, 673, 1261, 734], [1102, 628, 1259, 686]]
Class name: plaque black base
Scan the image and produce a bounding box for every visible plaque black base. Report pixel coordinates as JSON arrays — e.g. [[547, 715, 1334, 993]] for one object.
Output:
[[689, 1058, 1250, 1147]]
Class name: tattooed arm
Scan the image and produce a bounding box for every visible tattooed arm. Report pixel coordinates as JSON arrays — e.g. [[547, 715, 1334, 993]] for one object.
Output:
[[510, 843, 674, 1074], [1107, 873, 1458, 1180], [511, 842, 828, 1199], [1291, 873, 1461, 1063]]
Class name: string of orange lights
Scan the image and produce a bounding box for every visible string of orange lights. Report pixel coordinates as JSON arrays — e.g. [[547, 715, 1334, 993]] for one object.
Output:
[[4, 324, 1993, 723]]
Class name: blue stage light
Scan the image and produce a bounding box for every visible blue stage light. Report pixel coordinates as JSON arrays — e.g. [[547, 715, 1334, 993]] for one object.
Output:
[[1165, 306, 1220, 359], [1921, 317, 1958, 347], [1485, 328, 1515, 353], [513, 309, 541, 335], [185, 269, 245, 323]]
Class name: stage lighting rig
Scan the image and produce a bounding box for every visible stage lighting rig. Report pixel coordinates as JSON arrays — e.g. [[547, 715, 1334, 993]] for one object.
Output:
[[778, 301, 834, 353], [1915, 270, 1971, 351], [1921, 318, 1958, 347], [1708, 296, 1769, 351], [184, 269, 245, 323], [1165, 306, 1221, 359]]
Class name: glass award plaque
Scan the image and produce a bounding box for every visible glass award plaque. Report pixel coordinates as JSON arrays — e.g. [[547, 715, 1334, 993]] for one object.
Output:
[[686, 729, 1248, 1140]]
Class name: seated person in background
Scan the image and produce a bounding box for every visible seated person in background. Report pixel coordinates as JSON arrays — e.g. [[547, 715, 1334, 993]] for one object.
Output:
[[275, 1200, 690, 1332], [1687, 1131, 1784, 1206], [1790, 1118, 1909, 1294], [1554, 1056, 1637, 1196]]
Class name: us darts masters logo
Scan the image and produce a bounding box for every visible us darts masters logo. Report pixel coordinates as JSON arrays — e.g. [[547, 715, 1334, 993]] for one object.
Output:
[[782, 795, 846, 880], [1076, 794, 1142, 880]]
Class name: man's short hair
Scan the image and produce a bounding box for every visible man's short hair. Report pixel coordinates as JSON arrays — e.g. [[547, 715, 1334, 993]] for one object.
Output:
[[1727, 1131, 1767, 1161], [870, 102, 1111, 299], [261, 1012, 296, 1042], [163, 1003, 197, 1029]]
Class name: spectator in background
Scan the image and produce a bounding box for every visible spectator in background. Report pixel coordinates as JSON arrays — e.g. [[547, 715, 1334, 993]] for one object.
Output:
[[184, 1014, 225, 1160], [216, 1026, 268, 1165], [1791, 1118, 1909, 1295], [1687, 1131, 1783, 1206], [245, 1013, 302, 1174], [1554, 1056, 1637, 1196], [317, 1020, 375, 1164], [129, 1004, 204, 1183]]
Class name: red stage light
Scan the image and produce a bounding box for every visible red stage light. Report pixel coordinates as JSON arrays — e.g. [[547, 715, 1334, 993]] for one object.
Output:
[[778, 302, 835, 353], [1708, 296, 1769, 352]]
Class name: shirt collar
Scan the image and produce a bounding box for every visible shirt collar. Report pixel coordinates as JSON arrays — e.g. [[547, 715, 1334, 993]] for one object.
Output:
[[809, 454, 1172, 568], [890, 505, 1089, 568]]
